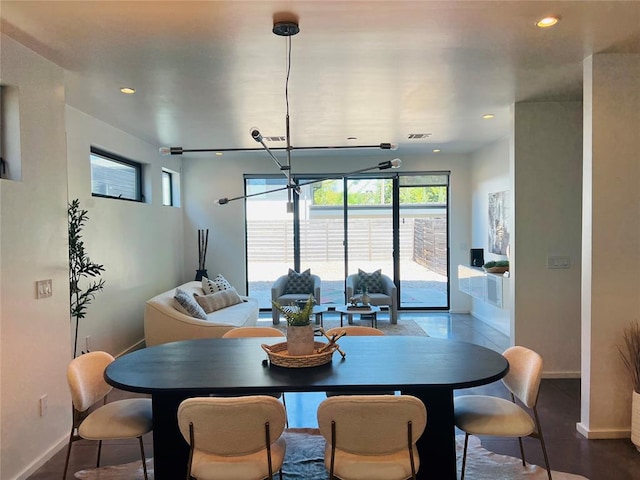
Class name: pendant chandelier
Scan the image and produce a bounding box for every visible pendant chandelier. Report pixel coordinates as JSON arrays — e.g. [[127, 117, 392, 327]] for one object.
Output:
[[160, 16, 401, 208]]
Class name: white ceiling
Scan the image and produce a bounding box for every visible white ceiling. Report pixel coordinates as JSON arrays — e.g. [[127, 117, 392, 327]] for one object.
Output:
[[1, 1, 639, 159]]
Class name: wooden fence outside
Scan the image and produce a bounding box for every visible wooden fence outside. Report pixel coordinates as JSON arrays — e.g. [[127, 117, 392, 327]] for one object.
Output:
[[247, 217, 447, 273]]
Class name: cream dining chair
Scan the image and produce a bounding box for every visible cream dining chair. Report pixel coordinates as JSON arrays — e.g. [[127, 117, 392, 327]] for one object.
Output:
[[177, 395, 287, 480], [62, 351, 153, 480], [317, 394, 427, 480], [324, 326, 392, 397], [222, 326, 285, 338], [222, 326, 288, 425], [454, 345, 552, 480]]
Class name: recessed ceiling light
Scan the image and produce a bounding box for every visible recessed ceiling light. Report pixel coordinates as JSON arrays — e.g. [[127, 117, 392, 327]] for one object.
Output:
[[215, 152, 223, 156], [536, 16, 559, 28], [120, 87, 136, 94], [433, 149, 441, 153], [482, 114, 495, 120]]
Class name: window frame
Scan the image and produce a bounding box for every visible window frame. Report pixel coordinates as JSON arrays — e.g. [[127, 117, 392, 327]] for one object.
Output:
[[162, 169, 174, 206], [90, 146, 143, 202]]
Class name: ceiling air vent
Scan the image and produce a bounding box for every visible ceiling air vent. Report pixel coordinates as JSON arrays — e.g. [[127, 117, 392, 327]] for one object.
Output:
[[407, 133, 432, 140], [265, 136, 286, 142]]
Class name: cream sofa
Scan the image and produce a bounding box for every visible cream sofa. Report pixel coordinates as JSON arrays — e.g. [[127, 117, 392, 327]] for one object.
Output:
[[144, 281, 259, 346]]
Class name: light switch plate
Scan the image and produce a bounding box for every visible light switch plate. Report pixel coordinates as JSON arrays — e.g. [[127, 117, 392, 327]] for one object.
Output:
[[36, 279, 52, 298], [547, 256, 570, 269]]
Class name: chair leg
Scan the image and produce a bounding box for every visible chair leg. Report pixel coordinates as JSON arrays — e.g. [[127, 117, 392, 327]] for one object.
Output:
[[517, 436, 526, 466], [96, 440, 102, 468], [138, 436, 149, 480], [533, 407, 553, 480], [407, 420, 416, 480], [281, 393, 289, 428], [265, 421, 273, 480], [461, 433, 470, 480], [61, 430, 75, 480], [330, 421, 337, 480]]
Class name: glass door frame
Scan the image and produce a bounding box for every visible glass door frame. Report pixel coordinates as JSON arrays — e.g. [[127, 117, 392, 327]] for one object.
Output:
[[244, 171, 450, 311]]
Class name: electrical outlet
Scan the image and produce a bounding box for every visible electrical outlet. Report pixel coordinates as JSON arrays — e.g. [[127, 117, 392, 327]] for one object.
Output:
[[39, 394, 48, 416], [36, 279, 53, 299]]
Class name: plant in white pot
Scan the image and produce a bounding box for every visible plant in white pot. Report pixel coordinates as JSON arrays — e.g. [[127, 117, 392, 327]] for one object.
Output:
[[618, 320, 640, 451], [272, 295, 315, 356]]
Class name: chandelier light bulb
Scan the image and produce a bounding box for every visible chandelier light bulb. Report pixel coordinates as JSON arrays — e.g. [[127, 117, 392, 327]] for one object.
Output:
[[249, 127, 263, 142], [159, 147, 171, 156], [390, 158, 402, 168]]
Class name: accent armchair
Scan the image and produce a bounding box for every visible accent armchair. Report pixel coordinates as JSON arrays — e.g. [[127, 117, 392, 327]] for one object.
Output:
[[271, 269, 321, 324], [346, 270, 397, 324]]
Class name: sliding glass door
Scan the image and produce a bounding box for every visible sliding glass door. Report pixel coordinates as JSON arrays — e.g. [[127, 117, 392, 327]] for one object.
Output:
[[245, 177, 293, 308], [397, 175, 449, 309], [345, 176, 394, 290], [245, 172, 449, 311]]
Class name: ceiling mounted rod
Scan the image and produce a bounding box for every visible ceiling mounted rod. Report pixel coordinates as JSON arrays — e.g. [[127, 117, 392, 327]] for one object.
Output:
[[159, 143, 397, 156]]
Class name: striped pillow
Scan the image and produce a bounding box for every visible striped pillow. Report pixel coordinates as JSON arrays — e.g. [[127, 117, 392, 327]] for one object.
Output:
[[195, 288, 243, 313], [174, 288, 207, 319]]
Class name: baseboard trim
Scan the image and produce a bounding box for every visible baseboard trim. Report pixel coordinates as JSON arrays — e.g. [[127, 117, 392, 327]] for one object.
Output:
[[16, 434, 68, 480], [543, 371, 581, 379], [469, 310, 510, 337], [576, 422, 631, 439], [117, 338, 146, 358]]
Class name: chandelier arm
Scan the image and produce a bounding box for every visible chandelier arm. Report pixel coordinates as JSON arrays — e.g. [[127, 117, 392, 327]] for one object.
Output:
[[215, 159, 401, 205]]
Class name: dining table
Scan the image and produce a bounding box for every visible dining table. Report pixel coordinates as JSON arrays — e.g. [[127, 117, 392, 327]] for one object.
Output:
[[104, 335, 508, 480]]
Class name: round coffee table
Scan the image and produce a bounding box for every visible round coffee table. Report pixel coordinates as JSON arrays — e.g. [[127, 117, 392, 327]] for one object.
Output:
[[335, 304, 381, 328]]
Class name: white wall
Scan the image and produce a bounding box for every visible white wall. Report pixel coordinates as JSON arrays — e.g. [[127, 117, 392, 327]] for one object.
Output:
[[1, 34, 70, 480], [0, 33, 188, 478], [512, 101, 583, 377], [579, 54, 640, 438], [181, 152, 473, 311], [66, 106, 186, 356], [469, 137, 511, 334]]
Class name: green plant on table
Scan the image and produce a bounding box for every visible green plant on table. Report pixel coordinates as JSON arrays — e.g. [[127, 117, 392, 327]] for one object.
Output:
[[272, 295, 315, 326]]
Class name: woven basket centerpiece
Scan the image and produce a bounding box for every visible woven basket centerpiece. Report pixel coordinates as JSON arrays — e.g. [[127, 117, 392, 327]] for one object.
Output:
[[262, 341, 338, 368]]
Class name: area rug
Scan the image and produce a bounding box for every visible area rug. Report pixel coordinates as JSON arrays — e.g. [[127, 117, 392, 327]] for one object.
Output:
[[75, 429, 589, 480], [272, 317, 428, 337]]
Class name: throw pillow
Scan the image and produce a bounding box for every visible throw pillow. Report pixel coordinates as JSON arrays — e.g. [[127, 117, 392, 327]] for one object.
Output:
[[202, 274, 233, 295], [357, 268, 383, 293], [285, 268, 313, 294], [194, 288, 243, 313], [174, 288, 207, 319]]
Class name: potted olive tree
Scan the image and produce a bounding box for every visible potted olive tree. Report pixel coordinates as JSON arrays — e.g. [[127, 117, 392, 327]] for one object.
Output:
[[618, 320, 640, 451], [68, 199, 105, 357]]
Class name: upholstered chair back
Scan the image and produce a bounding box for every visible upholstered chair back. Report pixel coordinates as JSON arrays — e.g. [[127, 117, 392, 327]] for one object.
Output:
[[317, 394, 426, 456], [502, 346, 543, 408], [67, 351, 114, 412], [222, 327, 285, 338], [178, 395, 286, 456], [325, 326, 385, 337]]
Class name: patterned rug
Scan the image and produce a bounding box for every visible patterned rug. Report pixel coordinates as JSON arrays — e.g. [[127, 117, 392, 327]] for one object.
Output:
[[75, 429, 589, 480], [271, 316, 429, 337]]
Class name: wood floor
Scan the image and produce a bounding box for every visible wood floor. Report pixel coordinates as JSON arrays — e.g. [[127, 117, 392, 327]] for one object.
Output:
[[30, 313, 640, 480]]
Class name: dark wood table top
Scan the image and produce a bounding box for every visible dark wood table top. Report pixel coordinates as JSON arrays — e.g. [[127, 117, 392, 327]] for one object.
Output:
[[105, 336, 508, 395]]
